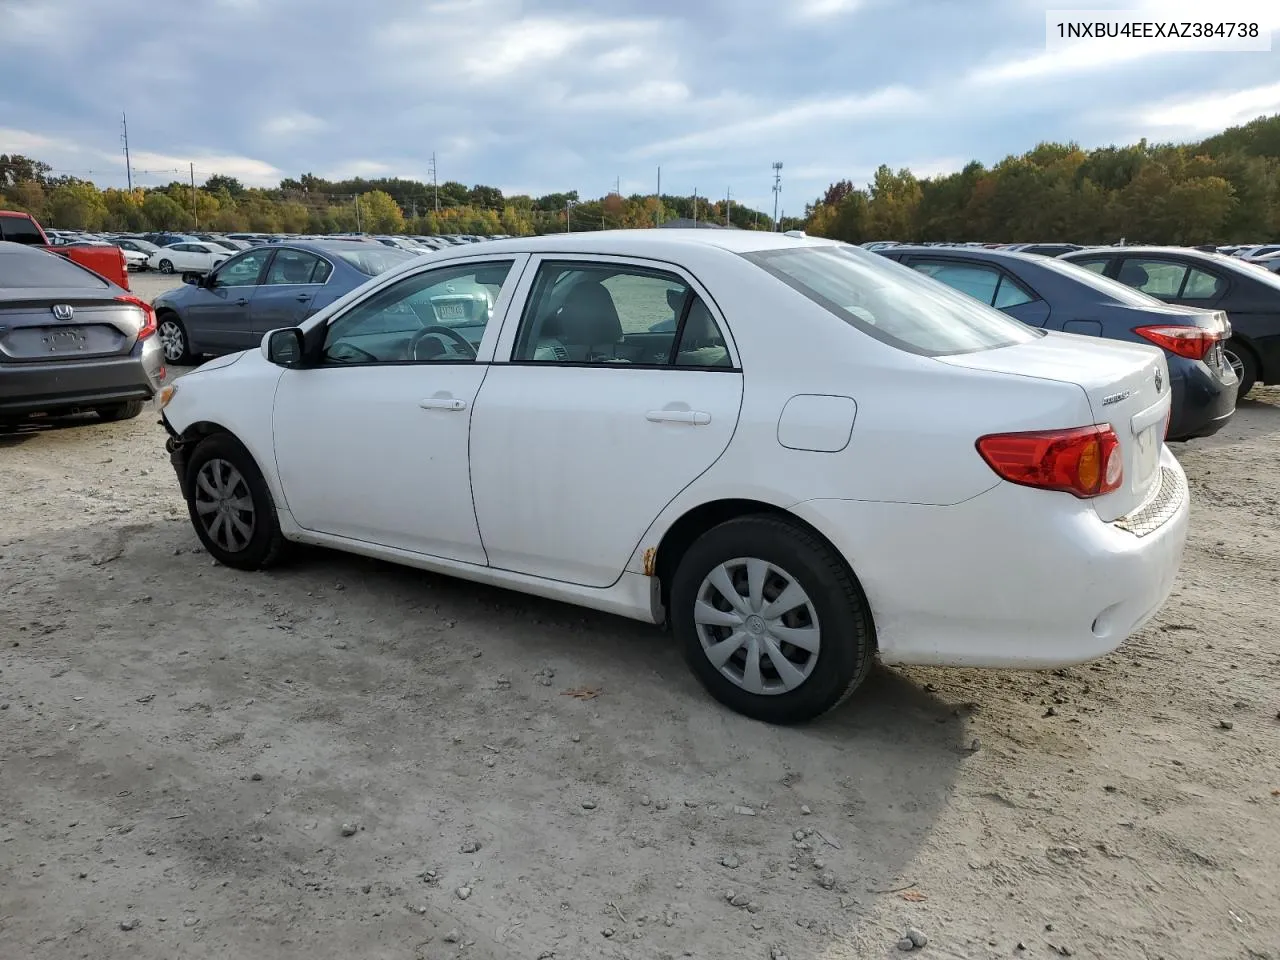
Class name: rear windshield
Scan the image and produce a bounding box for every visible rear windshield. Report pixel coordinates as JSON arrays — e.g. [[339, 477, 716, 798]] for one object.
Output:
[[0, 248, 111, 288], [0, 214, 47, 245], [336, 246, 418, 276], [743, 245, 1039, 356]]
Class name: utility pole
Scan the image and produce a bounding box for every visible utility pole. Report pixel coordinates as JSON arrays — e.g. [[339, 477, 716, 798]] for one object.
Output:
[[725, 187, 731, 226], [429, 153, 439, 212], [121, 112, 133, 191], [656, 167, 662, 226], [354, 195, 363, 233], [565, 199, 573, 233], [693, 188, 698, 227], [771, 162, 783, 232], [190, 162, 198, 229]]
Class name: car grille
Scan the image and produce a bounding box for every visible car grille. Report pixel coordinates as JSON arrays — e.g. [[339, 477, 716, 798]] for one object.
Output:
[[1114, 466, 1186, 537]]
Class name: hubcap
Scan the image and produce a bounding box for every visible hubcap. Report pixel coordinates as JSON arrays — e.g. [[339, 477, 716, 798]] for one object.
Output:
[[159, 320, 184, 362], [1225, 349, 1244, 380], [693, 557, 821, 696], [193, 458, 255, 553]]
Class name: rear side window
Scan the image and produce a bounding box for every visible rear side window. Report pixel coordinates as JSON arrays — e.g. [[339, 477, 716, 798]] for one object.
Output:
[[0, 249, 110, 288], [744, 245, 1039, 357], [0, 214, 46, 245], [1181, 268, 1223, 300]]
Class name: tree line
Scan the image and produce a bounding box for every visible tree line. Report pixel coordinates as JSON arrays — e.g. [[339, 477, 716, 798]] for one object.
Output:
[[0, 155, 778, 236], [805, 114, 1280, 245]]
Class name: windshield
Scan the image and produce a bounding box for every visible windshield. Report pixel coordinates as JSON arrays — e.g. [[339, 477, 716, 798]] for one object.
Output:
[[335, 246, 418, 276], [743, 244, 1040, 356]]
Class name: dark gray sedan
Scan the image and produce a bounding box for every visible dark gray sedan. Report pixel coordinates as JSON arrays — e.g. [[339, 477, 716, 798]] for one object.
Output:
[[152, 240, 418, 363], [0, 241, 163, 422]]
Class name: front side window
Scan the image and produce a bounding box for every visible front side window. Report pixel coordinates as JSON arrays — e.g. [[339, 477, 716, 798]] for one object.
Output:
[[745, 245, 1038, 357], [512, 261, 732, 367], [212, 249, 271, 288], [322, 260, 514, 365]]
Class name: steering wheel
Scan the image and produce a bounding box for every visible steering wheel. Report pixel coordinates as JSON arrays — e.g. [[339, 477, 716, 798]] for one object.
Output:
[[407, 325, 477, 360]]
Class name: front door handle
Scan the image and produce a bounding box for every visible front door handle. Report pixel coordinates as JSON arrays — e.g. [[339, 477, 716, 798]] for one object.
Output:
[[235, 298, 249, 307], [419, 397, 467, 411], [646, 409, 711, 425]]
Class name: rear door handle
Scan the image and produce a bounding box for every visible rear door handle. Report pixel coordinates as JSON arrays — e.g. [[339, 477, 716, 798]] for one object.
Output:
[[295, 293, 312, 302], [419, 397, 467, 411], [646, 409, 711, 425]]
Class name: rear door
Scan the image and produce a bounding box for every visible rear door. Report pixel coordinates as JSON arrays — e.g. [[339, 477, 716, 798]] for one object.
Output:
[[182, 248, 272, 352], [469, 255, 744, 587], [248, 248, 332, 341]]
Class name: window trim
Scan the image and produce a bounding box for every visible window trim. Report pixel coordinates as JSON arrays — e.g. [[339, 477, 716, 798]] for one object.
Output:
[[304, 254, 529, 369], [498, 253, 741, 373]]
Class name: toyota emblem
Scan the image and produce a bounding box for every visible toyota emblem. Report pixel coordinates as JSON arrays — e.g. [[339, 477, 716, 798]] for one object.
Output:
[[51, 303, 75, 321], [1154, 368, 1163, 393]]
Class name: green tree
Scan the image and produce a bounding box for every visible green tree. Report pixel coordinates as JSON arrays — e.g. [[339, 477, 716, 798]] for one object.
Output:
[[142, 192, 189, 229], [357, 190, 405, 233]]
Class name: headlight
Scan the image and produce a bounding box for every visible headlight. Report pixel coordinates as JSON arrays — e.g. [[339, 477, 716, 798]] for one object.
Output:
[[158, 383, 178, 410]]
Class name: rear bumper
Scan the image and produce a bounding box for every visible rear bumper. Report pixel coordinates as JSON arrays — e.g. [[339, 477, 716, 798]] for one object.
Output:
[[0, 336, 163, 416], [789, 446, 1189, 669], [1167, 358, 1237, 440]]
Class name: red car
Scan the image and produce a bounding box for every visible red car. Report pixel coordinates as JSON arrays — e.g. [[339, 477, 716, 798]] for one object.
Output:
[[0, 210, 131, 290]]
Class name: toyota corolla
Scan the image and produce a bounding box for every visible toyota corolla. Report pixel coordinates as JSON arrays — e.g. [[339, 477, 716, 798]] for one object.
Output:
[[158, 230, 1189, 724]]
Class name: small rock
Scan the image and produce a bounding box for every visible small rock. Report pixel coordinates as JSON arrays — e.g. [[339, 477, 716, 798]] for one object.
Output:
[[897, 937, 916, 951], [582, 800, 597, 810], [340, 823, 357, 837], [816, 872, 836, 890], [968, 738, 981, 752], [571, 733, 581, 742], [1017, 943, 1027, 951], [800, 805, 812, 815], [813, 858, 825, 870], [640, 795, 652, 807], [443, 929, 460, 943], [183, 916, 199, 927], [655, 799, 670, 811], [120, 918, 138, 931], [769, 947, 789, 960], [734, 805, 756, 816], [720, 854, 741, 869], [730, 893, 749, 907], [456, 885, 472, 900], [459, 838, 481, 853], [361, 883, 372, 894], [251, 834, 264, 843], [602, 927, 615, 938], [1043, 706, 1057, 718], [906, 927, 928, 948], [250, 773, 263, 781], [684, 799, 699, 808], [333, 641, 348, 650], [793, 830, 806, 841], [484, 757, 496, 768], [752, 920, 765, 930], [1217, 719, 1234, 730]]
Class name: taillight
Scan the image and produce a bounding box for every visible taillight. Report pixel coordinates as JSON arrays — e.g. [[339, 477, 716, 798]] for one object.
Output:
[[116, 294, 157, 339], [1133, 324, 1220, 361], [976, 425, 1124, 499]]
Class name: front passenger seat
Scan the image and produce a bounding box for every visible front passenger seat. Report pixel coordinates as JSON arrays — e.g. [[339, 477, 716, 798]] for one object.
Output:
[[550, 281, 623, 361]]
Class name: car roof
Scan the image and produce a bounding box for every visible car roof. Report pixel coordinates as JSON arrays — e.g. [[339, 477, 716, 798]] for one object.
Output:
[[412, 228, 838, 260], [1064, 246, 1256, 268], [883, 245, 1052, 265]]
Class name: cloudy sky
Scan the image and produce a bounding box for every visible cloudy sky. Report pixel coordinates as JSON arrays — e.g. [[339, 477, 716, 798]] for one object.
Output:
[[2, 0, 1278, 212]]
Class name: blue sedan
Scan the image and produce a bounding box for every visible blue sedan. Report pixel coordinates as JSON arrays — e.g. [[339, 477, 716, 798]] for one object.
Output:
[[152, 240, 418, 364], [876, 246, 1238, 441]]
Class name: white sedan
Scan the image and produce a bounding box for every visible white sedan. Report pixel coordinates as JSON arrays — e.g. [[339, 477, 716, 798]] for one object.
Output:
[[147, 241, 231, 275], [157, 230, 1189, 724]]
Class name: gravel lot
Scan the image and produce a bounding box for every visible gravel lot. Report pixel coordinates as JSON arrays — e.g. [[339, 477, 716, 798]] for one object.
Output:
[[2, 270, 1278, 960]]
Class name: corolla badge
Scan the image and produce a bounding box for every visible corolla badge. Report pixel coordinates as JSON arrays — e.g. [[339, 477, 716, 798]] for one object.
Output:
[[51, 303, 74, 321], [1101, 390, 1131, 406], [1154, 368, 1163, 393]]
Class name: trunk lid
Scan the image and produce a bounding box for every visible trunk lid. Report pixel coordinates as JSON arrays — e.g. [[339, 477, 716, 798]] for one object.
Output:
[[0, 292, 145, 363], [939, 330, 1170, 522]]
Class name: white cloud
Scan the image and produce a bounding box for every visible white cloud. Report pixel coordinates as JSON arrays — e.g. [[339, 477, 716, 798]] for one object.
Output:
[[1138, 82, 1280, 135], [461, 18, 661, 81], [793, 0, 863, 19], [322, 159, 393, 180], [260, 112, 328, 138], [0, 127, 79, 154], [127, 150, 282, 186], [632, 86, 926, 159]]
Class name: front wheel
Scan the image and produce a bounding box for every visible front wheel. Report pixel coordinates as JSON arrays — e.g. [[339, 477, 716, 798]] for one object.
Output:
[[158, 258, 174, 274], [670, 515, 875, 724], [158, 314, 193, 364], [185, 433, 286, 570]]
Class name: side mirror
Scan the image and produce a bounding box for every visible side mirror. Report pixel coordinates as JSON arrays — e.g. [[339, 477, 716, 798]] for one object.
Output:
[[182, 272, 201, 285], [264, 327, 306, 368]]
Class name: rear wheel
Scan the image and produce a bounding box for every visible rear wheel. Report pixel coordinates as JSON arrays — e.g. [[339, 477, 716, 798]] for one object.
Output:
[[670, 515, 875, 724], [158, 314, 193, 364], [96, 400, 145, 422], [158, 258, 174, 274], [1223, 339, 1257, 399], [185, 433, 286, 570]]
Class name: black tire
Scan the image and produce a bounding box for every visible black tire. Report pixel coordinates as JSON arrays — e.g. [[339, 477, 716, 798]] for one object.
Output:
[[1224, 339, 1258, 399], [158, 258, 174, 274], [157, 313, 193, 364], [184, 433, 287, 571], [96, 399, 146, 421], [670, 515, 875, 724]]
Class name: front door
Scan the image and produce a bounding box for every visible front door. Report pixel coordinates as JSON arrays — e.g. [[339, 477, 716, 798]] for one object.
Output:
[[184, 248, 271, 352], [271, 255, 526, 563], [248, 247, 332, 344], [469, 256, 744, 588]]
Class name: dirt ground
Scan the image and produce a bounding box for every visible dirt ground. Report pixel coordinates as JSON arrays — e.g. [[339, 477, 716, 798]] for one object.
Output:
[[2, 271, 1278, 960]]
